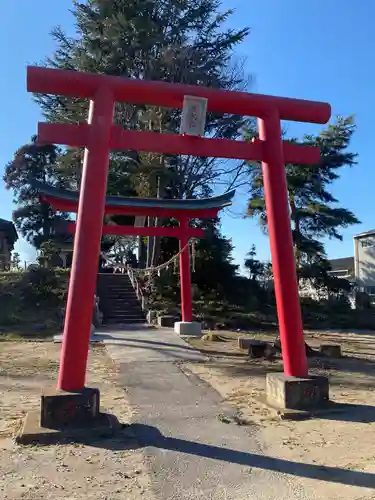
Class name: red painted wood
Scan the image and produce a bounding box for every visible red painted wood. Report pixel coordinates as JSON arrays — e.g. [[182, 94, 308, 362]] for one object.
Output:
[[179, 217, 193, 322], [57, 89, 115, 391], [27, 66, 331, 124], [38, 122, 321, 165], [258, 112, 307, 377]]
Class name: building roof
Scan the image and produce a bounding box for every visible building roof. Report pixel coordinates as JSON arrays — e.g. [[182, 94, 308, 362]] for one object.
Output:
[[354, 229, 375, 239], [0, 218, 18, 247], [329, 256, 354, 272]]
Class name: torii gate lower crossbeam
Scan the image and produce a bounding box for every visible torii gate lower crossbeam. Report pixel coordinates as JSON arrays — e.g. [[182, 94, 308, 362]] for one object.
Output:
[[27, 66, 331, 397]]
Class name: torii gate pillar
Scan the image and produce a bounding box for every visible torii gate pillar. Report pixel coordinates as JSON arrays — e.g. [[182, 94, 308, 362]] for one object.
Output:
[[58, 90, 114, 391]]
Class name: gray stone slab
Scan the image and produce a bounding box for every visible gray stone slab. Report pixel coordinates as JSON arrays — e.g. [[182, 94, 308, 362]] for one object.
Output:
[[54, 333, 101, 344], [101, 327, 206, 363], [119, 362, 225, 421]]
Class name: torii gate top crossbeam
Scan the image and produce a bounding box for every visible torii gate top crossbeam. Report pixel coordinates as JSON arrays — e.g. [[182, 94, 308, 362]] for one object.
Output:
[[27, 66, 330, 124]]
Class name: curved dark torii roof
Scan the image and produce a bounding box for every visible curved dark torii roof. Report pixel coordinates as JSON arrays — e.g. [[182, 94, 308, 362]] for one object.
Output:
[[31, 181, 235, 218]]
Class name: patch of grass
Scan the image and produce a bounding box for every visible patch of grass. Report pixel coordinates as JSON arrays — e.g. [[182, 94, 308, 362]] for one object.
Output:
[[0, 330, 55, 342], [0, 268, 67, 337]]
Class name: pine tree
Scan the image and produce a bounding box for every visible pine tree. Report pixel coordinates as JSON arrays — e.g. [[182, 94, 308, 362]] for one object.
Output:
[[35, 0, 251, 197], [34, 0, 252, 268], [244, 245, 265, 281], [3, 136, 69, 248], [247, 116, 360, 291], [157, 216, 239, 302]]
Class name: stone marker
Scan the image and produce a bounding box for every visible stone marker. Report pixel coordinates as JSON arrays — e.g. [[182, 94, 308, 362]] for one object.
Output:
[[147, 310, 158, 324], [320, 344, 342, 358], [238, 337, 265, 350], [157, 315, 175, 327], [174, 321, 202, 336], [238, 338, 276, 359]]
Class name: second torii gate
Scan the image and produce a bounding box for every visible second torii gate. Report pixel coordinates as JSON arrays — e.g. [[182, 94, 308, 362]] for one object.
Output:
[[32, 180, 235, 327]]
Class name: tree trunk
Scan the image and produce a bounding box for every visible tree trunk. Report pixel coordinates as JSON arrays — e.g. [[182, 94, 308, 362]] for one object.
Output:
[[138, 236, 146, 268], [151, 175, 163, 267], [146, 216, 155, 268], [289, 196, 301, 283]]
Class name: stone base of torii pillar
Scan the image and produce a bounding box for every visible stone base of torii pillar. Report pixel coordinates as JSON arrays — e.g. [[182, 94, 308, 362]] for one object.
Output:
[[174, 321, 202, 337]]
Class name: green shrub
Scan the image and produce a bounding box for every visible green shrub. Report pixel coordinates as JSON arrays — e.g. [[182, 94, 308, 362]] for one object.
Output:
[[18, 267, 66, 305]]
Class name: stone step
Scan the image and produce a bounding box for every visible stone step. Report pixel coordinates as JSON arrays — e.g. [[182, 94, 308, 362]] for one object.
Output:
[[98, 274, 131, 278], [107, 309, 144, 315], [104, 319, 146, 325], [103, 315, 145, 323], [103, 294, 138, 299], [102, 284, 133, 287], [98, 282, 132, 285], [104, 306, 141, 310], [97, 273, 146, 324], [104, 313, 145, 320], [102, 298, 139, 303], [99, 295, 136, 300], [102, 287, 134, 292], [104, 296, 140, 301], [104, 308, 144, 314], [108, 303, 143, 308]]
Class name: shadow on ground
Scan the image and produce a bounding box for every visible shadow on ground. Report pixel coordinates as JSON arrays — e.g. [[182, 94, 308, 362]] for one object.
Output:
[[98, 334, 247, 358], [315, 401, 375, 423], [74, 422, 375, 489]]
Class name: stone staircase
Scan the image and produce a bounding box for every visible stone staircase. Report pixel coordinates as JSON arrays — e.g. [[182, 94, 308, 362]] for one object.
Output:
[[96, 273, 146, 325]]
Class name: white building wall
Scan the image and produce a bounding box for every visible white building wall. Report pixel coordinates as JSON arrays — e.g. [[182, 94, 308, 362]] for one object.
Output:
[[355, 234, 375, 288]]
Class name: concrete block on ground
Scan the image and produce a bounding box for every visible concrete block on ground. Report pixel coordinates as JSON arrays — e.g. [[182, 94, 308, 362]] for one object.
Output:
[[238, 337, 266, 350], [17, 410, 118, 445], [16, 387, 121, 445], [320, 344, 342, 358], [266, 372, 329, 411], [174, 321, 202, 336], [157, 315, 175, 327]]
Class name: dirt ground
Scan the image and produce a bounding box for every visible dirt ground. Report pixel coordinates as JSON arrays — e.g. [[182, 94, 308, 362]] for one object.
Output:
[[0, 341, 152, 500], [185, 330, 375, 500], [3, 332, 375, 499]]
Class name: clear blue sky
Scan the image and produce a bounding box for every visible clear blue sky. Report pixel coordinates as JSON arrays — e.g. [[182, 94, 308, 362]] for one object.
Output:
[[1, 0, 374, 268]]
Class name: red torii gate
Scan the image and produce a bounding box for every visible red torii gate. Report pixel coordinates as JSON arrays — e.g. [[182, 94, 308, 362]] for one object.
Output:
[[27, 66, 331, 395], [32, 179, 235, 323]]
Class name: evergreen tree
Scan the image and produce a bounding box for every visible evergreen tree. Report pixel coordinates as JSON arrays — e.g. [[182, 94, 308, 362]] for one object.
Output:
[[3, 136, 69, 248], [35, 0, 251, 197], [247, 116, 360, 291], [244, 245, 265, 281], [34, 0, 252, 267], [11, 252, 21, 271], [157, 217, 239, 301]]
